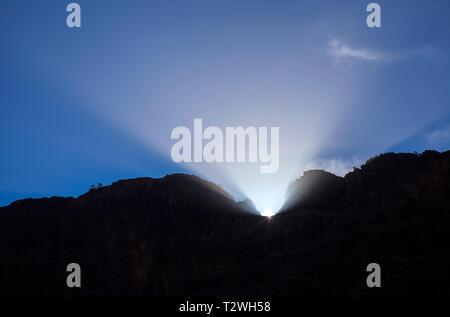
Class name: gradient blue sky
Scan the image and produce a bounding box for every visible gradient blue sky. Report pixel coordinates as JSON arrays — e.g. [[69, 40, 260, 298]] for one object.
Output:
[[1, 0, 450, 209]]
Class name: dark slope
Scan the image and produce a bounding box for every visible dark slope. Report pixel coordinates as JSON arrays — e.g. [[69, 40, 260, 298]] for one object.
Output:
[[1, 151, 450, 296], [0, 174, 264, 296]]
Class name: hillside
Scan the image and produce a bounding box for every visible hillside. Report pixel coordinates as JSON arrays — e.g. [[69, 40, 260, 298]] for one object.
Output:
[[1, 151, 449, 296]]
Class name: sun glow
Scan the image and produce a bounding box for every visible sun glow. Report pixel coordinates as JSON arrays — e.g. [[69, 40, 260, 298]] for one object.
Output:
[[261, 208, 275, 217]]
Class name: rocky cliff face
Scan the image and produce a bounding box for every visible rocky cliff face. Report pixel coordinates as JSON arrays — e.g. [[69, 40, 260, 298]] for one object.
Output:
[[1, 151, 450, 296]]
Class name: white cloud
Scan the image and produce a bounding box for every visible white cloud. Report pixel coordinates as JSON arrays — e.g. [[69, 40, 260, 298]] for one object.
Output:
[[328, 39, 390, 63], [301, 157, 364, 177], [328, 39, 440, 64]]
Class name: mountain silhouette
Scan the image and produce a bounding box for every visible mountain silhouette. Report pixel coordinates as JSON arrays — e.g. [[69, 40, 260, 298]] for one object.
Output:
[[0, 150, 450, 296]]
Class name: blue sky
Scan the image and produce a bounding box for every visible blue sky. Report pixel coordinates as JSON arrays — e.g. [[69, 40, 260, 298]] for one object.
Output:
[[1, 0, 450, 210]]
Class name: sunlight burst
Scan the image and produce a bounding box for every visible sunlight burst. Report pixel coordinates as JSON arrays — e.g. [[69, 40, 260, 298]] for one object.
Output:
[[261, 208, 275, 218]]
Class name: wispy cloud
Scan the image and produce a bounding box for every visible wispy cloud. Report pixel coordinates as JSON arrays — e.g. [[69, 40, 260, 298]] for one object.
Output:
[[328, 39, 440, 64], [425, 126, 450, 146], [302, 157, 364, 177], [328, 39, 390, 62]]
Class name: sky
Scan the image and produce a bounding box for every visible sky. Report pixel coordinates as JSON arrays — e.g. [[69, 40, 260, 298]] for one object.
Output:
[[1, 0, 450, 211]]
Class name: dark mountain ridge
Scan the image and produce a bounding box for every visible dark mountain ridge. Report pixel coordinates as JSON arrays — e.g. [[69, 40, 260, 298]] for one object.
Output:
[[1, 150, 450, 296]]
